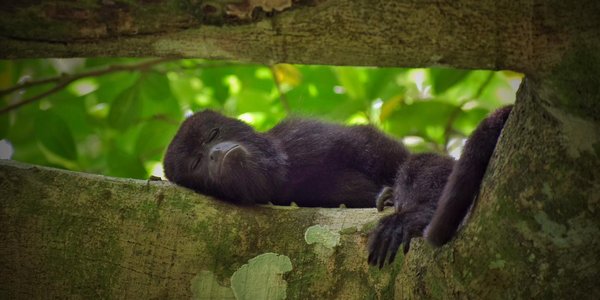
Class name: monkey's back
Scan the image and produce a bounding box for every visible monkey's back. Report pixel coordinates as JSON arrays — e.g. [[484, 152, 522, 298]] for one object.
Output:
[[267, 119, 408, 207]]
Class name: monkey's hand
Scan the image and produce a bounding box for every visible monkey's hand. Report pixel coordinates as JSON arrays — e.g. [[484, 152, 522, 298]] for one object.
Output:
[[367, 210, 431, 268]]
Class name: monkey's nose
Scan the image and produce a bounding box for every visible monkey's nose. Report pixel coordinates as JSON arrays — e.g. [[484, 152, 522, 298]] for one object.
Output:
[[209, 142, 242, 161]]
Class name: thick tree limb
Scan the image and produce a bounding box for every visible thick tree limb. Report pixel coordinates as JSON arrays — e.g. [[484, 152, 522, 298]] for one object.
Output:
[[0, 159, 401, 299], [1, 0, 597, 75]]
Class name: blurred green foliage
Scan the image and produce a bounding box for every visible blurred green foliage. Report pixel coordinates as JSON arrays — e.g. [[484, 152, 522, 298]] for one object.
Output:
[[0, 58, 521, 179]]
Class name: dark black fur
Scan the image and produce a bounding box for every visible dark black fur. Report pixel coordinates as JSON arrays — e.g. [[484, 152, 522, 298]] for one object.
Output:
[[368, 106, 512, 268], [163, 110, 409, 207]]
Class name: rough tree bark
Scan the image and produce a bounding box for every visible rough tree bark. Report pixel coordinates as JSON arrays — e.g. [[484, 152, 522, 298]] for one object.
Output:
[[0, 0, 553, 73], [1, 0, 599, 299], [0, 160, 392, 299]]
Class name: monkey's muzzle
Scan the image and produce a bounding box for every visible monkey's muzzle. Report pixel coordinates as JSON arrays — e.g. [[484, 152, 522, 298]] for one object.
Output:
[[209, 142, 248, 176]]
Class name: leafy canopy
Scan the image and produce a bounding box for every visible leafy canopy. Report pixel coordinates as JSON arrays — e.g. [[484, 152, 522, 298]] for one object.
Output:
[[0, 58, 521, 179]]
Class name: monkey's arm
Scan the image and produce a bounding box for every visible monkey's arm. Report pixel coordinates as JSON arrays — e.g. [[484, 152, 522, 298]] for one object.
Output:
[[425, 106, 513, 247]]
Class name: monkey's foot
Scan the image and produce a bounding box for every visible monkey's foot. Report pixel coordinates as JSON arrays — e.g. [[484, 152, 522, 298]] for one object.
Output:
[[367, 210, 431, 268]]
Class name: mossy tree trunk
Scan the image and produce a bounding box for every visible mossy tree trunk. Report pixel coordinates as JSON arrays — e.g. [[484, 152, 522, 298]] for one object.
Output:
[[1, 0, 599, 299]]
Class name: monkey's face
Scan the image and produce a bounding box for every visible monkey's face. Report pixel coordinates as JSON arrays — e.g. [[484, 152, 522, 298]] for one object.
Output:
[[164, 110, 287, 204]]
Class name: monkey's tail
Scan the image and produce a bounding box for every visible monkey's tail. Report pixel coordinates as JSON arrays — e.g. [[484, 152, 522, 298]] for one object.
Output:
[[424, 105, 513, 247]]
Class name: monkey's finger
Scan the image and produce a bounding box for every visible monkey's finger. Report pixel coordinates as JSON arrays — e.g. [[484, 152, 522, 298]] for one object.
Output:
[[387, 232, 402, 265], [367, 241, 378, 265], [367, 231, 384, 265], [377, 235, 392, 269], [402, 232, 412, 254], [367, 217, 394, 262], [367, 232, 381, 265], [368, 241, 380, 266]]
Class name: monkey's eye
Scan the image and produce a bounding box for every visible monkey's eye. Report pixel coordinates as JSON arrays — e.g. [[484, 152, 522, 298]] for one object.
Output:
[[206, 128, 219, 143], [191, 157, 202, 171]]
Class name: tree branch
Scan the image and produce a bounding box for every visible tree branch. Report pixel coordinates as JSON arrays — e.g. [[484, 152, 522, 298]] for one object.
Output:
[[0, 0, 546, 73], [0, 76, 62, 96], [0, 58, 176, 115]]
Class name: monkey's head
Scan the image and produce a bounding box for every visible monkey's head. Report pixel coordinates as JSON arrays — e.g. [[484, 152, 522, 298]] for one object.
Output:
[[164, 110, 287, 204]]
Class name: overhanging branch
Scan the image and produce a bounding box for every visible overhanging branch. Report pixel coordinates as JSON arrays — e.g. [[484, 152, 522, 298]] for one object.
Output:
[[0, 58, 174, 115], [0, 0, 548, 72]]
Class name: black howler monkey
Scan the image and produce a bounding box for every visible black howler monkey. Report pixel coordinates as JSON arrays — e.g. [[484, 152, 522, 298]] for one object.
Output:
[[368, 105, 512, 268], [164, 106, 512, 267], [163, 110, 409, 207]]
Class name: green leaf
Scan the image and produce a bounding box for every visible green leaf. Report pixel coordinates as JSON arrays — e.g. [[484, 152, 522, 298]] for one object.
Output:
[[34, 111, 78, 161], [334, 67, 366, 100], [453, 107, 490, 136], [0, 115, 8, 140], [430, 68, 472, 95], [234, 89, 274, 113], [8, 139, 50, 166], [93, 72, 140, 104], [107, 82, 142, 130], [135, 120, 177, 161], [140, 73, 172, 100], [49, 89, 92, 138], [235, 67, 274, 92], [6, 104, 37, 145], [286, 66, 356, 121], [107, 148, 147, 179], [0, 100, 9, 139], [139, 73, 182, 120], [385, 101, 456, 144], [365, 68, 407, 101], [200, 68, 233, 104]]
